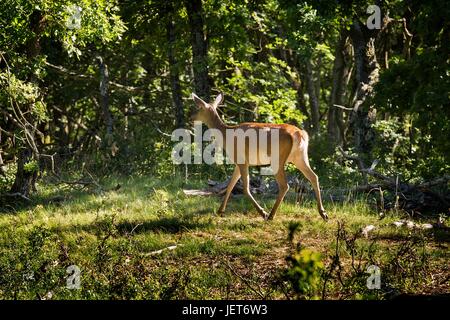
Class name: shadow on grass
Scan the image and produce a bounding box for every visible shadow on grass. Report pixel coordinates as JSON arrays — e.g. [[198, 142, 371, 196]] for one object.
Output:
[[116, 216, 213, 235], [0, 188, 94, 214], [50, 211, 214, 235], [431, 227, 450, 243], [0, 175, 175, 215]]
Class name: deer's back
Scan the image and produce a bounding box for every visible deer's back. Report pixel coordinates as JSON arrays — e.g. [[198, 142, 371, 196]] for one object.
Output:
[[223, 123, 308, 166]]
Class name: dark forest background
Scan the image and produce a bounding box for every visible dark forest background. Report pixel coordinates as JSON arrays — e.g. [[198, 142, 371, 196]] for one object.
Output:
[[0, 0, 449, 205], [0, 0, 449, 301]]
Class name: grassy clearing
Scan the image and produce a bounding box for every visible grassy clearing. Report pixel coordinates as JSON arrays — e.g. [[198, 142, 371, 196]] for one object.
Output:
[[0, 175, 448, 299]]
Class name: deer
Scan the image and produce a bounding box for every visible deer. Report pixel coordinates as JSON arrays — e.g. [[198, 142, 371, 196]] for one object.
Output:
[[191, 92, 328, 221]]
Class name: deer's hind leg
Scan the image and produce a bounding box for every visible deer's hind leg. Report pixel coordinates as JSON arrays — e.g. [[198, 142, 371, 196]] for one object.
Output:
[[293, 149, 328, 221]]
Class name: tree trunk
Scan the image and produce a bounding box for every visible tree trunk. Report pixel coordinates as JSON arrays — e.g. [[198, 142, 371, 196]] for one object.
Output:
[[315, 55, 322, 107], [10, 148, 36, 195], [97, 56, 113, 139], [349, 19, 380, 160], [282, 49, 310, 129], [10, 9, 45, 196], [51, 105, 69, 158], [166, 3, 184, 128], [327, 33, 350, 146], [305, 59, 320, 134], [185, 0, 210, 101], [0, 147, 6, 177]]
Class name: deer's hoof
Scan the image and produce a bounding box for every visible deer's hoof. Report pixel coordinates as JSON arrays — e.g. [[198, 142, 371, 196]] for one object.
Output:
[[260, 210, 270, 220], [320, 210, 329, 221], [217, 210, 225, 217]]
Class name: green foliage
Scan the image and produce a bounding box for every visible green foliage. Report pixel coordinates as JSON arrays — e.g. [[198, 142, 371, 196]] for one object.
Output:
[[284, 221, 324, 299], [204, 1, 307, 125], [0, 72, 48, 121], [23, 160, 40, 173], [284, 248, 324, 299], [320, 148, 362, 186], [374, 55, 450, 179], [281, 1, 340, 58], [0, 225, 64, 299], [372, 0, 450, 179], [58, 0, 127, 57], [0, 164, 16, 193], [370, 118, 432, 181], [222, 58, 305, 124]]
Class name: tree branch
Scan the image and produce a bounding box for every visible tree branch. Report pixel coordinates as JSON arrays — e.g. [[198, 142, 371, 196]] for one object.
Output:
[[45, 61, 150, 93]]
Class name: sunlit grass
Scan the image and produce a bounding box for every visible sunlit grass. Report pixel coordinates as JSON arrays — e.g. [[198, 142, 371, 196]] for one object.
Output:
[[0, 175, 446, 299]]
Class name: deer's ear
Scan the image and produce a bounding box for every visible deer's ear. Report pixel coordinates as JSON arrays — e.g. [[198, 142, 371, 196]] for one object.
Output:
[[192, 93, 208, 109], [212, 93, 224, 108]]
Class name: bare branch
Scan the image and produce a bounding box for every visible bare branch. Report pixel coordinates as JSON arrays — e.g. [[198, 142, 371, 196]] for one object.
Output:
[[45, 61, 152, 93], [333, 104, 354, 111]]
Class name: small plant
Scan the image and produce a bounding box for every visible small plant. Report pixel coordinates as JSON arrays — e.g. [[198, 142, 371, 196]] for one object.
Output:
[[284, 248, 324, 299], [319, 222, 433, 299], [282, 222, 324, 299]]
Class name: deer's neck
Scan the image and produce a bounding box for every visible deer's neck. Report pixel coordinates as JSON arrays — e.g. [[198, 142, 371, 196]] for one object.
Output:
[[205, 111, 227, 134]]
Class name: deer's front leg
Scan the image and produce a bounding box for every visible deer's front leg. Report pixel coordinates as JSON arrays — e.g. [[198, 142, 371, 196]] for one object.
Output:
[[217, 165, 241, 216], [238, 164, 268, 219]]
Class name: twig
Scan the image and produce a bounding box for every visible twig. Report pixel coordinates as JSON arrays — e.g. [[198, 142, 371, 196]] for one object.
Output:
[[143, 244, 182, 256], [149, 119, 172, 137], [130, 223, 143, 235], [83, 169, 103, 190], [224, 259, 266, 299]]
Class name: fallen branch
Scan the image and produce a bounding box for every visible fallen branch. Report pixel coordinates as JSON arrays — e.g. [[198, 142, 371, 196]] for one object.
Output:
[[5, 192, 31, 201], [338, 147, 449, 215], [183, 189, 215, 196], [183, 177, 264, 197], [417, 175, 450, 189]]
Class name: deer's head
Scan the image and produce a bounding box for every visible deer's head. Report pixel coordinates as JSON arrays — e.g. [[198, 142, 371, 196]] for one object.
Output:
[[190, 93, 223, 126]]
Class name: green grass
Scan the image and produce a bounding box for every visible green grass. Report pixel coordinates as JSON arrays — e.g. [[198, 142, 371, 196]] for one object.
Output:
[[0, 175, 448, 299]]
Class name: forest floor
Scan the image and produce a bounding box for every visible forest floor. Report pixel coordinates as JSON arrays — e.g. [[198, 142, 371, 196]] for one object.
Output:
[[0, 176, 448, 299]]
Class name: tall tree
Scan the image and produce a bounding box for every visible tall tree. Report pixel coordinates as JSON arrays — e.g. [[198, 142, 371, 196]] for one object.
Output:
[[348, 18, 380, 160], [185, 0, 210, 101], [327, 32, 351, 146], [10, 9, 45, 196], [97, 56, 113, 139], [166, 1, 185, 128], [304, 59, 320, 134]]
